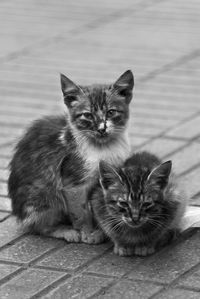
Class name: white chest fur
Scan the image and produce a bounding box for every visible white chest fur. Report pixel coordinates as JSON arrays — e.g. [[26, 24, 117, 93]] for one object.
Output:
[[79, 133, 131, 176], [59, 128, 131, 182]]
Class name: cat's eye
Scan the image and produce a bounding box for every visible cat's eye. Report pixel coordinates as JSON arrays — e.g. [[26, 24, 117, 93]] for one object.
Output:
[[82, 112, 93, 120], [107, 109, 117, 117]]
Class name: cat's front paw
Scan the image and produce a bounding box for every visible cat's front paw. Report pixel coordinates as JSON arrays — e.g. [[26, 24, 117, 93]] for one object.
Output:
[[114, 244, 134, 256], [50, 227, 81, 243], [134, 246, 155, 256], [81, 229, 105, 244]]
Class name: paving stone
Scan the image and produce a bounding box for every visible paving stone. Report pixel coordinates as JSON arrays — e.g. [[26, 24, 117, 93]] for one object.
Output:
[[0, 94, 55, 110], [127, 231, 200, 284], [0, 157, 9, 169], [190, 196, 200, 206], [0, 182, 8, 197], [0, 168, 9, 181], [181, 167, 200, 199], [135, 89, 200, 106], [0, 196, 11, 211], [166, 143, 200, 175], [166, 115, 200, 139], [43, 274, 113, 299], [0, 235, 65, 263], [97, 279, 162, 299], [37, 243, 110, 271], [0, 268, 66, 299], [0, 217, 22, 247], [139, 138, 186, 158], [0, 127, 23, 140], [132, 104, 194, 120], [177, 265, 200, 290], [135, 92, 200, 110], [132, 115, 180, 128], [153, 288, 200, 299], [0, 0, 200, 297], [0, 211, 9, 221], [0, 145, 14, 158], [129, 135, 149, 149], [0, 263, 20, 281], [138, 79, 200, 96], [0, 114, 36, 127], [86, 251, 141, 277], [129, 125, 164, 137]]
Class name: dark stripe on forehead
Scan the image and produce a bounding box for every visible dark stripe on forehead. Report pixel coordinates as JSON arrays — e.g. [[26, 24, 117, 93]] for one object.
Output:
[[120, 168, 133, 195], [82, 85, 109, 110], [122, 167, 150, 200]]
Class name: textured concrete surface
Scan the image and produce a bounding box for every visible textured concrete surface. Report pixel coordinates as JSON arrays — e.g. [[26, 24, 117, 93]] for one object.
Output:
[[0, 0, 200, 298]]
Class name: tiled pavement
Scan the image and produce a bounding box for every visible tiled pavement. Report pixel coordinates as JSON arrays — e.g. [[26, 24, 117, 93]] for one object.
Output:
[[0, 0, 200, 298]]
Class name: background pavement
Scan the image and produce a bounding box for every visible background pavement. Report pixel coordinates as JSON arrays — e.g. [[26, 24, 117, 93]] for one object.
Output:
[[0, 0, 200, 298]]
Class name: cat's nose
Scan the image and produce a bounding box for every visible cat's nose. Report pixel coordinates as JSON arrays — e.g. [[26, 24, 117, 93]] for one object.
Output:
[[97, 127, 106, 135], [97, 123, 106, 135]]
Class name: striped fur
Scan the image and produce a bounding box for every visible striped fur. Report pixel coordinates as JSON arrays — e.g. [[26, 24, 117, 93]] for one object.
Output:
[[90, 151, 187, 256]]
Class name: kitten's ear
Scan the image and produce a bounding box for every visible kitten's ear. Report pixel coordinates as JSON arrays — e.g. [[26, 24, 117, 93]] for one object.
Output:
[[60, 73, 84, 108], [99, 161, 122, 191], [147, 161, 172, 190], [113, 70, 134, 103]]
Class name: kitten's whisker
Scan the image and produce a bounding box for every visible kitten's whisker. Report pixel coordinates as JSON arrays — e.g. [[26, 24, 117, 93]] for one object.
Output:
[[99, 215, 124, 234], [148, 218, 170, 230]]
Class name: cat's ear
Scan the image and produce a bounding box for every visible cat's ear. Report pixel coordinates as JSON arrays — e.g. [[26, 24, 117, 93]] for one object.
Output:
[[112, 70, 134, 103], [60, 73, 84, 108], [99, 161, 122, 191], [147, 161, 172, 190]]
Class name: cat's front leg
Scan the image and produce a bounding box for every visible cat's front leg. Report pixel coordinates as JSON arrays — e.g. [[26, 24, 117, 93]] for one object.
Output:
[[113, 243, 134, 256], [49, 226, 81, 243]]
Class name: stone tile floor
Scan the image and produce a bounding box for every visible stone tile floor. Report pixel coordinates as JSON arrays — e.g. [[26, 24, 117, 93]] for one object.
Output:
[[0, 0, 200, 298]]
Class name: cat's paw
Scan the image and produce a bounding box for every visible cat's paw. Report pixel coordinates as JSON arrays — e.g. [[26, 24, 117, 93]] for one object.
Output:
[[114, 244, 134, 256], [50, 228, 81, 243], [81, 229, 105, 244], [134, 246, 155, 256]]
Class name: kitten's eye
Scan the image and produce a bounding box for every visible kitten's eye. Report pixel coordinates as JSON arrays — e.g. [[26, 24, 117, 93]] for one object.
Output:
[[107, 109, 117, 117], [142, 201, 153, 210], [119, 201, 128, 208], [82, 112, 93, 120]]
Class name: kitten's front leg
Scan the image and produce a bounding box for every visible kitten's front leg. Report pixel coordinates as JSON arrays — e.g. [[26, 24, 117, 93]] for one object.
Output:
[[113, 243, 134, 256], [80, 227, 106, 244], [134, 245, 155, 256]]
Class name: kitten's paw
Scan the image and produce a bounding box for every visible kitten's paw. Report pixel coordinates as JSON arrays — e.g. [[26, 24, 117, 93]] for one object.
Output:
[[63, 229, 81, 243], [81, 229, 105, 244], [134, 246, 155, 256], [50, 228, 81, 243], [114, 244, 134, 256]]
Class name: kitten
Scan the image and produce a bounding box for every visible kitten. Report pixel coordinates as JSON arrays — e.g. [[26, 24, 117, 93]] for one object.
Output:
[[90, 151, 187, 255], [8, 70, 134, 244]]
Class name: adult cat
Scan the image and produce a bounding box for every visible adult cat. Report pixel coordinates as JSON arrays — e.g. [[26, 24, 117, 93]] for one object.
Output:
[[8, 70, 134, 243]]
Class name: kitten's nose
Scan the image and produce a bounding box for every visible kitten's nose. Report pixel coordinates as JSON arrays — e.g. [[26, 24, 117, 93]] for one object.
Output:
[[131, 209, 140, 223]]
